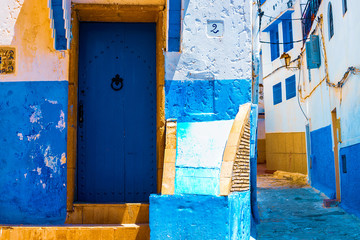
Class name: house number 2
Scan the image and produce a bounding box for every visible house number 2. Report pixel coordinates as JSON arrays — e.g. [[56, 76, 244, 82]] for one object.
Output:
[[207, 21, 224, 37], [211, 24, 219, 34]]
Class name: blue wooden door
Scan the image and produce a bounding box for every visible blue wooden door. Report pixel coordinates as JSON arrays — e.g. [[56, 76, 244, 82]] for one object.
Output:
[[77, 23, 157, 203]]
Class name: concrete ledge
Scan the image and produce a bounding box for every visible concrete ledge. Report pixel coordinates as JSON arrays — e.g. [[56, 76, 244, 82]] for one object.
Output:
[[150, 191, 250, 240]]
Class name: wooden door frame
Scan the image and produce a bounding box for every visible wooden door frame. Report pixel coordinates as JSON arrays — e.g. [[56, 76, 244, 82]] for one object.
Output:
[[67, 3, 167, 213], [331, 108, 341, 201]]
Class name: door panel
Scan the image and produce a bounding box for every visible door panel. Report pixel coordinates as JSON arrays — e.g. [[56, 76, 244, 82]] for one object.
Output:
[[77, 22, 157, 203]]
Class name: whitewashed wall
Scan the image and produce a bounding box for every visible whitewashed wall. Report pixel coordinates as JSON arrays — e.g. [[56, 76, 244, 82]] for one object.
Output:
[[166, 0, 252, 81], [300, 0, 360, 148], [261, 0, 307, 133]]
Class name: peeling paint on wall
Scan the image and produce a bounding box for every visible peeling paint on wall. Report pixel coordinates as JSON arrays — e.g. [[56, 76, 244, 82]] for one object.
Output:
[[0, 81, 68, 224]]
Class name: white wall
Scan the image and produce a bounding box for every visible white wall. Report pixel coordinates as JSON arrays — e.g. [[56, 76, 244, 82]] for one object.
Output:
[[166, 0, 252, 81], [299, 0, 360, 148], [0, 0, 68, 82], [261, 0, 307, 133]]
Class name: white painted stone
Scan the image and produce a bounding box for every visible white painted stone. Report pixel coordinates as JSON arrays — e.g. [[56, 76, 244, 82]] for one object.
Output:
[[167, 0, 252, 81]]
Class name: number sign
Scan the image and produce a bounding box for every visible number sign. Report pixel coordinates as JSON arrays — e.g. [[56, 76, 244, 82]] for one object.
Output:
[[207, 20, 224, 37]]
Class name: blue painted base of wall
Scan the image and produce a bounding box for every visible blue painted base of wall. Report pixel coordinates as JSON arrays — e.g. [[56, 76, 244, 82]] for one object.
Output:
[[0, 81, 68, 224], [310, 125, 336, 199], [150, 192, 250, 240], [165, 79, 251, 122], [250, 104, 260, 239], [339, 142, 360, 217]]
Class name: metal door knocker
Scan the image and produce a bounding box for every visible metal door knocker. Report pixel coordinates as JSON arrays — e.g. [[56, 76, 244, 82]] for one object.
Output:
[[111, 74, 124, 91]]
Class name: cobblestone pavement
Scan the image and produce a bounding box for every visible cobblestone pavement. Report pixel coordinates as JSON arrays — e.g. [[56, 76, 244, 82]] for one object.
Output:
[[257, 164, 360, 240]]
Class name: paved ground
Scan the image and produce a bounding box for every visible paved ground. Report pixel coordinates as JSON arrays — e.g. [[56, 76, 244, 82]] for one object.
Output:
[[257, 164, 360, 240]]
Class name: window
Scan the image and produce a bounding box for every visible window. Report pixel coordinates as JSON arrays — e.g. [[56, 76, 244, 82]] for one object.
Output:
[[282, 18, 293, 52], [270, 27, 280, 61], [343, 0, 347, 15], [328, 2, 334, 40], [273, 82, 282, 105], [285, 75, 296, 100]]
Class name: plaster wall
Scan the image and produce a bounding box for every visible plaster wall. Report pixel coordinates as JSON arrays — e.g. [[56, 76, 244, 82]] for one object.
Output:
[[165, 0, 253, 122], [299, 0, 360, 212], [0, 0, 68, 82], [166, 0, 252, 81], [0, 0, 68, 224], [300, 0, 360, 145], [261, 0, 307, 133]]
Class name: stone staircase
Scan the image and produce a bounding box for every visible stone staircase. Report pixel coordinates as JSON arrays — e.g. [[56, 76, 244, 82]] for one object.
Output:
[[0, 204, 150, 240]]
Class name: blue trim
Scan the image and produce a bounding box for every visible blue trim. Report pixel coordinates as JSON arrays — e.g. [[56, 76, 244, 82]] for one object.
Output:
[[272, 82, 282, 105], [50, 0, 67, 50], [168, 0, 182, 52], [282, 16, 293, 52], [270, 27, 280, 61], [285, 75, 296, 100]]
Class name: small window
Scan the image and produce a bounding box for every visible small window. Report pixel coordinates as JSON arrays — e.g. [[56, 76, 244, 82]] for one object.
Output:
[[328, 2, 334, 40], [273, 82, 282, 105], [285, 75, 296, 100], [282, 19, 293, 52], [270, 27, 280, 61], [343, 0, 347, 15]]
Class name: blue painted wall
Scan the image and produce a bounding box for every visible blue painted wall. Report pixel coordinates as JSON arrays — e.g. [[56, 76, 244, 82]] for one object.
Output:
[[229, 192, 251, 240], [250, 105, 260, 238], [339, 143, 360, 217], [150, 191, 250, 240], [0, 81, 68, 224], [165, 79, 251, 122], [309, 125, 336, 199], [175, 120, 233, 195]]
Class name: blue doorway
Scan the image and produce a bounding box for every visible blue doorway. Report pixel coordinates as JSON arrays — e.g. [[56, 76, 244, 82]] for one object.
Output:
[[77, 22, 157, 203]]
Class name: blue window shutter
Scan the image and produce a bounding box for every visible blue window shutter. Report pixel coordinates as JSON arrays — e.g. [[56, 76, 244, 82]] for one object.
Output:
[[306, 35, 321, 69], [168, 0, 182, 52], [328, 3, 334, 39], [270, 27, 280, 61], [285, 75, 296, 100], [283, 19, 293, 52], [273, 82, 282, 105]]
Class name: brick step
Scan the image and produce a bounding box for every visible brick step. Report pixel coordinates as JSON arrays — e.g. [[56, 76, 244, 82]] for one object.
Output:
[[0, 224, 149, 240], [66, 203, 149, 224]]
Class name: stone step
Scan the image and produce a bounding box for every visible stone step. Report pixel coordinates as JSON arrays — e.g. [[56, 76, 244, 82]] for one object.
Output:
[[0, 224, 149, 240], [66, 204, 149, 224]]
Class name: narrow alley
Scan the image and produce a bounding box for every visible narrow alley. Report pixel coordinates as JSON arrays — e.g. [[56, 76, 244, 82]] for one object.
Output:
[[257, 164, 360, 239]]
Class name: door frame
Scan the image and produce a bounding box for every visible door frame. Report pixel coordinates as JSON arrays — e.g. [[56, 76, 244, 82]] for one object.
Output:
[[331, 108, 341, 201], [66, 3, 167, 212]]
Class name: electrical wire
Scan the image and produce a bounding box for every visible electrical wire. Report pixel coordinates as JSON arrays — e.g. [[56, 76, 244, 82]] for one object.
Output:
[[260, 38, 308, 44], [262, 14, 308, 21], [297, 63, 309, 121]]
